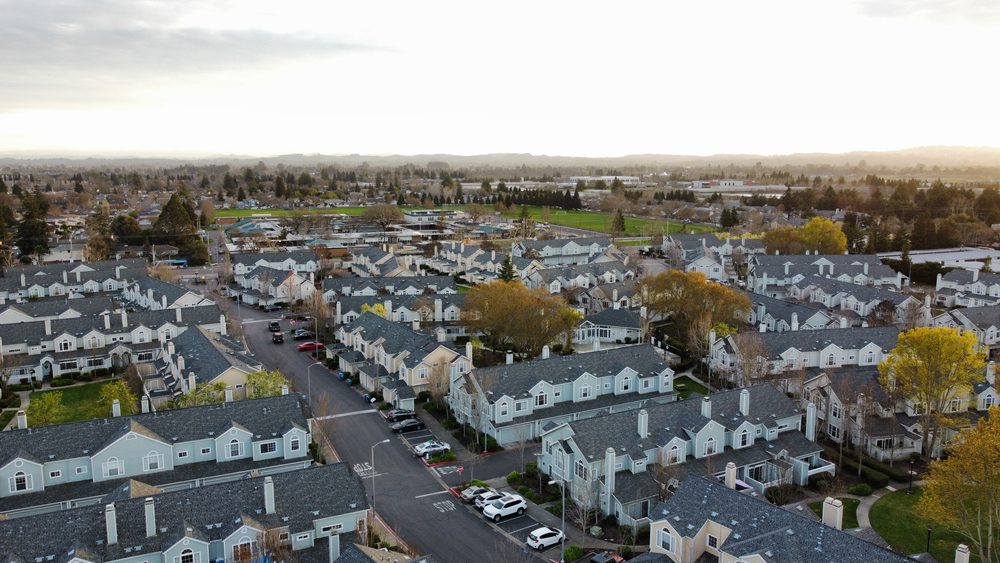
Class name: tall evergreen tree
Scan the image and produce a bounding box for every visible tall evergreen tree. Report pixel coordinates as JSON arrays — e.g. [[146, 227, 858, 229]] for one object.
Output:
[[15, 189, 50, 260], [498, 255, 516, 282]]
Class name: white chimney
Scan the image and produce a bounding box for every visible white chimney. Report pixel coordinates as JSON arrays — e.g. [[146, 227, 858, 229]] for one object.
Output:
[[175, 307, 182, 323], [840, 316, 848, 329], [147, 288, 154, 302], [637, 409, 648, 439], [640, 306, 648, 319], [16, 410, 26, 430], [264, 476, 275, 514], [593, 338, 601, 351], [612, 289, 619, 310], [822, 497, 844, 530], [756, 303, 765, 323], [328, 532, 341, 561], [141, 395, 150, 414], [62, 270, 68, 284], [739, 389, 749, 416], [225, 386, 234, 402], [790, 312, 799, 331], [76, 270, 81, 282], [161, 295, 168, 309], [784, 263, 789, 275], [411, 319, 420, 331], [759, 322, 767, 333], [383, 299, 393, 320], [176, 355, 185, 372], [111, 399, 121, 417], [973, 269, 979, 282], [988, 361, 996, 386], [542, 345, 550, 360], [434, 298, 443, 322], [863, 262, 869, 275], [806, 402, 817, 441], [506, 351, 514, 365], [955, 544, 971, 563], [121, 310, 128, 327], [281, 384, 289, 395], [466, 341, 474, 365], [144, 497, 156, 538], [103, 314, 111, 330], [44, 318, 51, 335], [604, 447, 616, 510], [219, 314, 227, 336], [724, 462, 737, 489], [167, 341, 175, 356], [936, 272, 943, 289], [105, 504, 118, 545], [19, 273, 25, 286], [335, 301, 342, 325], [188, 373, 196, 393], [701, 396, 711, 418]]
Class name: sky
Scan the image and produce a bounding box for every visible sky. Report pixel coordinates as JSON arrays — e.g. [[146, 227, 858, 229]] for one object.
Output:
[[0, 0, 998, 158]]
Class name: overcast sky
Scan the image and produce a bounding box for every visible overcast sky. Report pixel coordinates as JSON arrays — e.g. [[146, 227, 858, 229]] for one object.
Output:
[[1, 0, 997, 158]]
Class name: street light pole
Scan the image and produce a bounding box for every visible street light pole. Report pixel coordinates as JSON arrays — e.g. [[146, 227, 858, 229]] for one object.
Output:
[[306, 361, 323, 406], [908, 460, 914, 494], [370, 439, 390, 546], [549, 478, 566, 563]]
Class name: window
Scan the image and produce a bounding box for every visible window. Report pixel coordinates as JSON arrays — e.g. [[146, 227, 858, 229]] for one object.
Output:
[[9, 471, 32, 492], [290, 437, 301, 451], [143, 451, 163, 471], [87, 336, 100, 349], [658, 529, 675, 552], [667, 445, 680, 464], [704, 437, 716, 456], [175, 549, 198, 563], [575, 460, 589, 480], [865, 350, 874, 364], [259, 442, 277, 455], [515, 401, 527, 412], [739, 429, 750, 448], [59, 361, 78, 371], [534, 392, 548, 408], [828, 425, 841, 439], [499, 402, 509, 417], [137, 351, 154, 362], [177, 450, 189, 459], [708, 534, 719, 549], [278, 532, 290, 543], [103, 457, 124, 478], [622, 376, 632, 392], [825, 354, 836, 367], [228, 439, 244, 458], [949, 398, 962, 413], [580, 385, 591, 399], [76, 466, 87, 475], [49, 470, 61, 479], [59, 340, 72, 352], [232, 538, 257, 561], [296, 533, 311, 541], [201, 447, 212, 455], [986, 395, 995, 408], [831, 404, 842, 419], [321, 523, 343, 534], [86, 357, 104, 367]]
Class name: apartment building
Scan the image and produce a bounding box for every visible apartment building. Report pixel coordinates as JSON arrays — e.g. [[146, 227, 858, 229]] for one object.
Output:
[[745, 291, 835, 332], [934, 305, 1000, 352], [146, 327, 262, 406], [122, 277, 215, 310], [748, 254, 905, 298], [512, 236, 612, 266], [934, 268, 1000, 307], [230, 266, 316, 306], [787, 275, 926, 326], [324, 275, 456, 300], [0, 259, 145, 303], [230, 250, 319, 277], [523, 260, 635, 293]]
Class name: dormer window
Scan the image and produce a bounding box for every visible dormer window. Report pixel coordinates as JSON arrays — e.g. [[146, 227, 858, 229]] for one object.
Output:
[[534, 392, 548, 408], [739, 429, 750, 448]]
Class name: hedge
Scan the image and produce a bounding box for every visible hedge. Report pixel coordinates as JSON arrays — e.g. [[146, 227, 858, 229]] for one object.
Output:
[[50, 378, 75, 387], [840, 457, 890, 489], [848, 483, 873, 496]]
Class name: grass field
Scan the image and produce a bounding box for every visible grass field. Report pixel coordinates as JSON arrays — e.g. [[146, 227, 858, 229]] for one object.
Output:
[[870, 489, 971, 562], [214, 205, 716, 236], [808, 498, 861, 529], [30, 380, 121, 424], [674, 375, 709, 399]]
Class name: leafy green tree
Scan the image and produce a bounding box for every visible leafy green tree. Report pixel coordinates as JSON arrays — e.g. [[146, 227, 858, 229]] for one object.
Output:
[[175, 382, 227, 407], [247, 369, 288, 399], [98, 380, 138, 416], [85, 208, 115, 260], [154, 193, 210, 265], [110, 214, 143, 246], [26, 391, 68, 426]]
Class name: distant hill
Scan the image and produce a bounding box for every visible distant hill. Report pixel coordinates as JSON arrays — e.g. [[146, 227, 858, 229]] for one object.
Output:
[[0, 146, 998, 169]]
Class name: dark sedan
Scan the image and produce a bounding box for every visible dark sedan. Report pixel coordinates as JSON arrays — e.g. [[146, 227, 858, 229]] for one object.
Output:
[[390, 419, 425, 433]]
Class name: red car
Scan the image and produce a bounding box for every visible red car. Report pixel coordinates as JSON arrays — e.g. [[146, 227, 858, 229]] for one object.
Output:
[[297, 341, 326, 352]]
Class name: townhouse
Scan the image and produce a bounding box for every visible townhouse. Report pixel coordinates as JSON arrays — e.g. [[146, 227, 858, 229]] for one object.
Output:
[[230, 265, 316, 306], [748, 253, 905, 298], [0, 297, 117, 325], [335, 312, 472, 409], [539, 386, 832, 527], [430, 241, 541, 282], [934, 268, 1000, 307], [0, 463, 368, 563], [0, 392, 311, 517], [147, 327, 263, 406], [934, 305, 1000, 353], [324, 275, 456, 300], [578, 280, 640, 314], [512, 236, 612, 266], [710, 326, 899, 391], [0, 305, 227, 383], [575, 308, 643, 346], [787, 275, 926, 326], [745, 291, 835, 332], [449, 344, 675, 446], [122, 277, 215, 310], [332, 294, 465, 326], [662, 234, 765, 282], [524, 260, 635, 294], [647, 476, 911, 563], [347, 246, 417, 277], [0, 259, 145, 303], [230, 250, 319, 277]]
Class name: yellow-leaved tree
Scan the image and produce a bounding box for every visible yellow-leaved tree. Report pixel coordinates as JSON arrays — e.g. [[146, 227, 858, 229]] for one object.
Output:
[[918, 407, 1000, 563], [247, 369, 288, 399], [360, 303, 389, 319], [878, 326, 984, 459], [463, 281, 582, 358], [798, 216, 848, 255]]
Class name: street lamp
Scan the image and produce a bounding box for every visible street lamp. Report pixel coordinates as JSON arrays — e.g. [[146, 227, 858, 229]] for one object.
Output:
[[926, 525, 932, 554], [908, 459, 914, 494], [306, 361, 323, 406], [548, 479, 566, 563], [370, 439, 391, 545]]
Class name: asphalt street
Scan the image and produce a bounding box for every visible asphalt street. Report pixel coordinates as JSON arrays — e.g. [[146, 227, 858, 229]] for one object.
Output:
[[219, 299, 546, 563]]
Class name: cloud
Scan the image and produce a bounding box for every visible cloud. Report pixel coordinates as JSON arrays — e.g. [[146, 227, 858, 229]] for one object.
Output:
[[855, 0, 1000, 21], [0, 0, 377, 110]]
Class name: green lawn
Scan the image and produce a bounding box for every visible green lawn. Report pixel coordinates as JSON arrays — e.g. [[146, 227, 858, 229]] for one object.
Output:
[[870, 489, 972, 562], [0, 410, 17, 430], [674, 375, 709, 399], [808, 497, 861, 529], [30, 380, 121, 424]]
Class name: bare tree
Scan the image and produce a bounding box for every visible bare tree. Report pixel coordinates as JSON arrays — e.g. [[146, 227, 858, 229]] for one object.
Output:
[[730, 331, 772, 388], [568, 478, 602, 534]]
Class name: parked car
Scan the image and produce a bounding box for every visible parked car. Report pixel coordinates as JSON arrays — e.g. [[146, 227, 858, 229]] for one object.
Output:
[[268, 321, 281, 332], [262, 304, 283, 312], [292, 330, 315, 341], [272, 332, 285, 344], [297, 341, 325, 352], [385, 409, 415, 422], [460, 485, 494, 504], [482, 495, 527, 522], [413, 440, 451, 458], [474, 491, 505, 510], [527, 527, 564, 550], [390, 419, 425, 433]]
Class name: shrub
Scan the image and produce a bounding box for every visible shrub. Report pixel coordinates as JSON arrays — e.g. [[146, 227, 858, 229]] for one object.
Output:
[[861, 457, 911, 482], [764, 484, 799, 506], [8, 384, 33, 393], [428, 451, 457, 463], [545, 504, 562, 518], [808, 474, 832, 493], [377, 402, 392, 411], [848, 483, 873, 496], [563, 546, 585, 562], [50, 378, 75, 387], [506, 470, 522, 486], [624, 337, 635, 344], [840, 457, 890, 489], [0, 395, 19, 409], [417, 391, 431, 402], [524, 461, 539, 479], [60, 372, 81, 381]]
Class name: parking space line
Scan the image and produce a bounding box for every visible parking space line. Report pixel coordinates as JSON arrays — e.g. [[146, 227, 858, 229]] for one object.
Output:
[[507, 523, 538, 534], [414, 490, 451, 499]]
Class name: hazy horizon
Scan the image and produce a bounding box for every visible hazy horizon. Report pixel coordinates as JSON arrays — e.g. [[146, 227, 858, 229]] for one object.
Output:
[[2, 0, 998, 157]]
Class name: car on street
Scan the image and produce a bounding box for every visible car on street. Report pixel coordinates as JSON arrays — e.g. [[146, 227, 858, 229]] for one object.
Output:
[[272, 332, 285, 344], [390, 419, 425, 433], [413, 440, 451, 458], [474, 491, 506, 510], [262, 304, 283, 312], [292, 330, 315, 341], [268, 321, 281, 332], [297, 341, 325, 352], [482, 495, 527, 522], [385, 409, 415, 422], [526, 527, 564, 550], [460, 485, 495, 504]]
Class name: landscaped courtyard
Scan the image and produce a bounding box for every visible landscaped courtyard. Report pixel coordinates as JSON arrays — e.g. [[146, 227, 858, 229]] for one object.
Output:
[[29, 380, 122, 424], [870, 489, 971, 562]]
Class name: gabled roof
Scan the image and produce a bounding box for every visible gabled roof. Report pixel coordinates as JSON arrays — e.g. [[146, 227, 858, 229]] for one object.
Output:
[[743, 291, 831, 326], [164, 326, 261, 384], [952, 306, 1000, 331], [793, 275, 914, 305], [582, 308, 642, 329], [747, 326, 899, 358], [231, 250, 318, 266], [941, 268, 1000, 286], [517, 236, 611, 252], [128, 277, 195, 304]]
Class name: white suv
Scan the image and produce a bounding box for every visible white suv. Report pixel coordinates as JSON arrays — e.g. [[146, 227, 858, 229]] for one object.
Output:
[[482, 494, 527, 522]]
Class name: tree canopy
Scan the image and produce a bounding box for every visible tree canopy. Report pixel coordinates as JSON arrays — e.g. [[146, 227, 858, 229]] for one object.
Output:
[[463, 281, 582, 358], [763, 216, 847, 255], [637, 270, 751, 343], [15, 189, 51, 259], [247, 369, 288, 399], [26, 391, 67, 427]]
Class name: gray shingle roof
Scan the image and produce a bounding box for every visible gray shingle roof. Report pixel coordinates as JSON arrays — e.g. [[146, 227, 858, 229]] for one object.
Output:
[[517, 236, 611, 252], [794, 275, 914, 305], [127, 277, 195, 304], [651, 476, 910, 562], [749, 326, 899, 359], [0, 463, 366, 562], [0, 393, 307, 467], [164, 326, 261, 384], [341, 312, 444, 362], [581, 308, 642, 329], [743, 290, 830, 325], [232, 250, 318, 266], [475, 344, 669, 398], [942, 268, 1000, 286], [953, 306, 1000, 330], [0, 296, 117, 319]]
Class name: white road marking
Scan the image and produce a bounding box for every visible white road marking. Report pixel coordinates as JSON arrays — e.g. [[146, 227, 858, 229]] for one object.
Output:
[[432, 500, 457, 513], [242, 319, 271, 324], [414, 490, 451, 499], [315, 410, 378, 420]]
